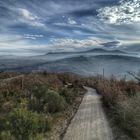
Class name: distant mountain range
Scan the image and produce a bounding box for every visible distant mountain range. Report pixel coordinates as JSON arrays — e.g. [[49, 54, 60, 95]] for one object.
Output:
[[46, 48, 127, 55], [123, 44, 140, 53], [84, 48, 126, 54], [2, 54, 139, 79], [0, 47, 139, 79]]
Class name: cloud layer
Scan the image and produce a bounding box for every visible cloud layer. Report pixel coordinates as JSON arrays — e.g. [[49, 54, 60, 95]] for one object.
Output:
[[0, 0, 140, 56], [98, 0, 140, 24]]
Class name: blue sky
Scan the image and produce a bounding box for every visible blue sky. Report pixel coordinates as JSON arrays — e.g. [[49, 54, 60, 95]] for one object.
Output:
[[0, 0, 140, 56]]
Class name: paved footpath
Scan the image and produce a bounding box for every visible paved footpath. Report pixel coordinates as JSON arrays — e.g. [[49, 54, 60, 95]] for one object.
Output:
[[63, 87, 114, 140]]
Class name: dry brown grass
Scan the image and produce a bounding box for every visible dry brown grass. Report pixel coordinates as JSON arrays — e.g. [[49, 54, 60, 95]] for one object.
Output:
[[91, 76, 140, 139], [115, 94, 140, 139], [89, 76, 140, 107]]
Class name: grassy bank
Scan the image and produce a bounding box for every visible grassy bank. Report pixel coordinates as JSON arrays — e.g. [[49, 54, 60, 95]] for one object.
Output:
[[91, 76, 140, 140], [0, 72, 85, 140]]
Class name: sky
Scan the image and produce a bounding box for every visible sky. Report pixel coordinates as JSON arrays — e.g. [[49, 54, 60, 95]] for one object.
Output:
[[0, 0, 140, 56]]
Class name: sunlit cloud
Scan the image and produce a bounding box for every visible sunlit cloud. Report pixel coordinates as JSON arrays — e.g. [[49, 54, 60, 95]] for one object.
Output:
[[67, 18, 77, 25], [15, 8, 45, 27], [18, 8, 39, 21], [98, 0, 140, 25]]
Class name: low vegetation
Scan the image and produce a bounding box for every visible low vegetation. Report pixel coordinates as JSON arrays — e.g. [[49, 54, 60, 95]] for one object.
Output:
[[91, 75, 140, 140], [0, 72, 85, 140], [0, 72, 140, 139]]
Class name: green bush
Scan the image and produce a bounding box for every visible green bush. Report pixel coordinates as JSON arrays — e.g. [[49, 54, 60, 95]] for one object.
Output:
[[28, 133, 44, 140], [28, 84, 66, 113], [28, 97, 45, 113], [4, 107, 50, 140], [0, 131, 15, 140], [60, 88, 78, 104], [45, 90, 67, 113], [28, 84, 48, 112], [29, 84, 48, 99]]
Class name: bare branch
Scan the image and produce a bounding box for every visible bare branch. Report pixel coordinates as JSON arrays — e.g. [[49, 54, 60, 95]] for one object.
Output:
[[127, 71, 140, 82]]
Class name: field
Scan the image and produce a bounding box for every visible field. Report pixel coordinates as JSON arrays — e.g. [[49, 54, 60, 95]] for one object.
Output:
[[0, 72, 140, 140]]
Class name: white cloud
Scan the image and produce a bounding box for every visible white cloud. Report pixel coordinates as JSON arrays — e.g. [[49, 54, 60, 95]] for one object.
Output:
[[1, 34, 140, 56], [16, 8, 45, 27], [24, 34, 44, 40], [18, 8, 38, 21], [98, 0, 140, 25], [68, 18, 77, 25], [53, 18, 77, 27], [49, 37, 104, 51]]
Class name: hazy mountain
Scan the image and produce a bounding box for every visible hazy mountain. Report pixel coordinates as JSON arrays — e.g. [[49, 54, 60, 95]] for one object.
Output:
[[2, 53, 139, 80], [46, 48, 127, 55], [123, 44, 140, 53]]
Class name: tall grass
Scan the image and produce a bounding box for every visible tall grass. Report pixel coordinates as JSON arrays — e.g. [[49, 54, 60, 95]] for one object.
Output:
[[93, 76, 140, 139], [115, 94, 140, 139]]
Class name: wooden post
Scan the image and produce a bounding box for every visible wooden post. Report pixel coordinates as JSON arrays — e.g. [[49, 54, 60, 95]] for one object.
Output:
[[21, 75, 24, 90], [102, 68, 105, 87], [103, 68, 105, 79]]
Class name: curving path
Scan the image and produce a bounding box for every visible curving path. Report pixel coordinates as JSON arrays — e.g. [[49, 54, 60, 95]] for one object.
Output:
[[63, 87, 114, 140]]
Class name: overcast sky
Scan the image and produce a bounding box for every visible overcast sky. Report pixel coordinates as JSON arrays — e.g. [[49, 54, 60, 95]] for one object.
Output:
[[0, 0, 140, 55]]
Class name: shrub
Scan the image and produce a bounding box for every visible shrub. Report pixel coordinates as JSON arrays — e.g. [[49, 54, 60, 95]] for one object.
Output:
[[5, 107, 50, 140], [28, 133, 44, 140], [28, 97, 45, 112], [45, 90, 67, 113], [0, 131, 15, 140], [29, 84, 48, 99], [60, 88, 78, 104], [115, 94, 140, 139], [94, 79, 120, 107], [28, 84, 48, 112], [28, 84, 67, 113]]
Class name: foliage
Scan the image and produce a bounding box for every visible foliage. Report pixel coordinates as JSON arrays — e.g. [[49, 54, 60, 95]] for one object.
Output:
[[1, 107, 50, 140], [93, 77, 139, 107], [115, 94, 140, 139], [45, 90, 67, 113], [60, 88, 79, 104], [93, 76, 140, 139], [29, 84, 48, 99], [0, 131, 15, 140], [0, 72, 85, 139], [28, 84, 67, 113]]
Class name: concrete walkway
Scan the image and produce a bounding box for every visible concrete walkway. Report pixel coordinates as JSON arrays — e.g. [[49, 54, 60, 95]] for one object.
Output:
[[63, 87, 114, 140]]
